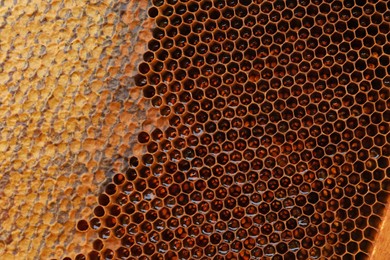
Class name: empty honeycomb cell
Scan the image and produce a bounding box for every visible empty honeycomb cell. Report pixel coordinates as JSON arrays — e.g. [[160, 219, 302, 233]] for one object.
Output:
[[65, 0, 390, 259]]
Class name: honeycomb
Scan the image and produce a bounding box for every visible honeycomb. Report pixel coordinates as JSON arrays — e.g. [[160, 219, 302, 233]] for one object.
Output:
[[0, 0, 154, 259], [69, 0, 390, 259]]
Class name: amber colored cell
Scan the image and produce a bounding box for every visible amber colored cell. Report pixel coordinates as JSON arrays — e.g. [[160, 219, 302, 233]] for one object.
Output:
[[76, 220, 89, 232], [67, 0, 390, 259]]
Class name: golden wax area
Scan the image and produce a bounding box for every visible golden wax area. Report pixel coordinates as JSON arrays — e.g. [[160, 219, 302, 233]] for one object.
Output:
[[0, 0, 153, 259]]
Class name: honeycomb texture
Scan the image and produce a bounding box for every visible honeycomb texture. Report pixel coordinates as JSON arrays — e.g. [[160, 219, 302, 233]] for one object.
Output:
[[0, 0, 154, 259], [74, 0, 390, 259]]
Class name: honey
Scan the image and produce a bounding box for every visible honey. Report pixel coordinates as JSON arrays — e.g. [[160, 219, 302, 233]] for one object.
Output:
[[73, 0, 390, 259]]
